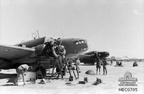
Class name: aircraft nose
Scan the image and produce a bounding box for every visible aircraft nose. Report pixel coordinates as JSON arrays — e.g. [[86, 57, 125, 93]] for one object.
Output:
[[98, 51, 110, 58], [73, 38, 88, 53], [103, 52, 110, 57]]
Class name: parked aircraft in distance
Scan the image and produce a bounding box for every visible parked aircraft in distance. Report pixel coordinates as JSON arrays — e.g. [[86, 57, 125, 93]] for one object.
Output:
[[78, 51, 109, 65], [0, 36, 88, 77]]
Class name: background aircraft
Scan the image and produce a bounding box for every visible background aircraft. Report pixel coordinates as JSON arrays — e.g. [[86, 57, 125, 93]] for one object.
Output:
[[78, 51, 109, 65], [0, 36, 88, 77]]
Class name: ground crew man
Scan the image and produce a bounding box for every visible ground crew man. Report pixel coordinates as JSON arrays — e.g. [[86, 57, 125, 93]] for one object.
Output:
[[110, 60, 113, 65], [102, 58, 107, 75], [75, 58, 81, 79], [95, 52, 101, 75], [58, 45, 66, 63], [67, 59, 77, 80], [15, 64, 32, 85], [75, 58, 80, 72], [56, 45, 66, 78]]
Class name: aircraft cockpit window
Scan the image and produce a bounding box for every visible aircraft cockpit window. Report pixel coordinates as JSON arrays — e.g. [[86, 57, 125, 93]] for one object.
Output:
[[81, 41, 84, 43], [74, 40, 86, 45], [78, 41, 81, 44], [80, 40, 86, 44], [76, 42, 79, 45]]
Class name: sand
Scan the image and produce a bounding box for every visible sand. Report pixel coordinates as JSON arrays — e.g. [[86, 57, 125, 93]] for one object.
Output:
[[0, 61, 143, 94]]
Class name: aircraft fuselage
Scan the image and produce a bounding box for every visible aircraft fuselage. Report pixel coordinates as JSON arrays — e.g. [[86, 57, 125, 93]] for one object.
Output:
[[0, 37, 88, 69]]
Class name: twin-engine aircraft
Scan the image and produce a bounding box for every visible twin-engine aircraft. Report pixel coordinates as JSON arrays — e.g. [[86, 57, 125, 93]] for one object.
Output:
[[0, 36, 88, 77], [78, 51, 109, 65]]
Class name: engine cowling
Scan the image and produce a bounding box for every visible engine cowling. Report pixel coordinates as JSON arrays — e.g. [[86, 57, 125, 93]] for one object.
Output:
[[35, 44, 47, 55], [35, 43, 58, 58]]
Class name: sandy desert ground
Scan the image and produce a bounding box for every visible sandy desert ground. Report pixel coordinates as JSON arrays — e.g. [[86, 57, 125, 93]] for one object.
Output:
[[0, 61, 143, 94]]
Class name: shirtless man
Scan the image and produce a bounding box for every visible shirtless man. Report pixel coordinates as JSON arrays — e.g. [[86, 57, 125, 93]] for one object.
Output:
[[15, 64, 32, 85]]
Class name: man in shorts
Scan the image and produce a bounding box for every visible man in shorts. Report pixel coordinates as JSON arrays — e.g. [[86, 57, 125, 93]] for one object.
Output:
[[15, 64, 32, 85]]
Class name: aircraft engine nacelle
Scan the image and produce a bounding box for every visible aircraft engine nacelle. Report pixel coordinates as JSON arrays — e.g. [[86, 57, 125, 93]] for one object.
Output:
[[35, 43, 55, 57], [35, 44, 46, 55]]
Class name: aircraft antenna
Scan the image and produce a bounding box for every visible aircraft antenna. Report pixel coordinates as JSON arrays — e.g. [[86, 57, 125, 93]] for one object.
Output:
[[60, 30, 64, 45], [36, 30, 40, 38]]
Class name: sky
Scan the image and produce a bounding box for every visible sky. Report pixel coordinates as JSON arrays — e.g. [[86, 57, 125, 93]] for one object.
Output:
[[0, 0, 144, 58]]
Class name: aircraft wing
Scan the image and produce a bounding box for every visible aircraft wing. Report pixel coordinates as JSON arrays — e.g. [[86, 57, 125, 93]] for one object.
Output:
[[0, 44, 35, 60]]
